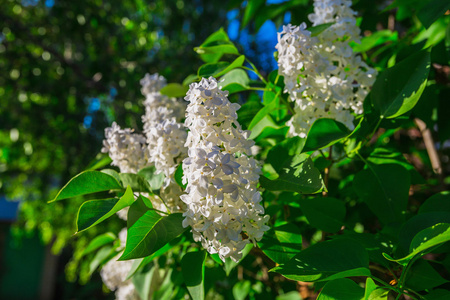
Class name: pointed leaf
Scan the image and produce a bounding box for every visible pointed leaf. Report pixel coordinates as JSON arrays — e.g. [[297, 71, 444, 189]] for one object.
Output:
[[371, 49, 430, 119], [271, 239, 370, 282], [260, 154, 324, 194], [138, 166, 165, 191], [317, 278, 364, 300], [258, 223, 302, 264], [119, 173, 152, 193], [299, 197, 346, 233], [405, 259, 448, 291], [76, 186, 134, 232], [353, 164, 410, 225], [50, 170, 122, 202], [384, 223, 450, 265], [120, 212, 186, 260], [219, 69, 250, 94], [181, 251, 207, 300], [82, 232, 116, 256], [302, 118, 352, 153]]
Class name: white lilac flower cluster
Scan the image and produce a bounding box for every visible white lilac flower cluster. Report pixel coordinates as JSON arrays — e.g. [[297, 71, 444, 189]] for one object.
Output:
[[180, 77, 270, 262], [141, 73, 187, 181], [102, 73, 187, 215], [101, 122, 149, 174], [100, 228, 140, 300], [140, 73, 188, 213], [276, 0, 377, 138]]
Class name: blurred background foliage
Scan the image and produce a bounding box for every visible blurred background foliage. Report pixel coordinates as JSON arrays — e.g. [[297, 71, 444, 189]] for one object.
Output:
[[1, 0, 450, 298], [0, 0, 229, 295], [0, 0, 228, 249]]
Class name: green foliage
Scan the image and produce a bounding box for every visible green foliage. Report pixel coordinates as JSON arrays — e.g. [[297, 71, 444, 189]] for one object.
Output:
[[50, 170, 122, 202], [120, 212, 186, 260], [260, 154, 324, 194], [160, 83, 189, 98], [353, 163, 410, 225], [317, 278, 365, 300], [9, 0, 450, 298], [76, 186, 134, 232], [371, 49, 431, 119], [181, 251, 207, 300], [272, 239, 370, 282], [303, 119, 352, 152]]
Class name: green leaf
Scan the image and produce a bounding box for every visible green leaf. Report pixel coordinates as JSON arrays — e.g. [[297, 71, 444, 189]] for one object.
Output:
[[82, 232, 116, 256], [351, 30, 398, 53], [196, 28, 234, 63], [183, 74, 199, 86], [101, 169, 122, 185], [76, 186, 134, 232], [119, 173, 151, 193], [266, 137, 305, 173], [159, 83, 189, 98], [260, 153, 324, 194], [249, 115, 286, 140], [371, 49, 431, 119], [317, 278, 364, 300], [50, 170, 122, 202], [237, 96, 264, 129], [385, 223, 450, 265], [418, 0, 450, 28], [195, 41, 239, 63], [120, 212, 186, 260], [127, 194, 153, 228], [271, 239, 370, 282], [242, 0, 265, 28], [181, 251, 207, 300], [309, 23, 335, 37], [220, 69, 250, 94], [85, 153, 113, 170], [174, 164, 187, 189], [367, 289, 389, 300], [395, 212, 450, 258], [198, 55, 245, 78], [198, 61, 229, 78], [248, 94, 280, 130], [302, 119, 352, 153], [405, 259, 448, 291], [353, 163, 410, 225], [276, 291, 302, 300], [126, 240, 176, 280], [224, 243, 253, 276], [138, 166, 165, 191], [332, 233, 393, 267], [424, 289, 450, 300], [419, 192, 450, 214], [299, 197, 346, 233], [232, 280, 252, 300], [201, 27, 230, 45], [132, 262, 157, 300], [368, 147, 424, 185], [364, 278, 377, 300], [258, 223, 303, 264], [89, 245, 116, 276]]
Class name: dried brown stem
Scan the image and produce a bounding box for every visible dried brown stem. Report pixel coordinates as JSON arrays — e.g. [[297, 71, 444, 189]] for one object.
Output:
[[414, 118, 444, 186]]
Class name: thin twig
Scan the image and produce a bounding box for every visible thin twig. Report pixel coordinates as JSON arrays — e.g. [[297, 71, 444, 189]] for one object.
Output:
[[414, 118, 444, 186], [322, 146, 333, 197]]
